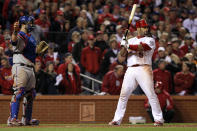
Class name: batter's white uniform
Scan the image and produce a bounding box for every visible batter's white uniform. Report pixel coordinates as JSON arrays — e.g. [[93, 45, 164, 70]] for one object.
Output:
[[112, 36, 164, 124]]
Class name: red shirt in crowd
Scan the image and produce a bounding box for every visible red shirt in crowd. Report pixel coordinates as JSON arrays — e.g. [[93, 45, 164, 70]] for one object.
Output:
[[67, 41, 76, 52], [101, 71, 123, 95], [172, 49, 185, 58], [57, 63, 81, 94], [174, 72, 195, 94], [0, 66, 13, 95], [57, 62, 80, 75], [180, 44, 194, 56], [35, 18, 50, 36], [153, 68, 172, 93], [81, 46, 102, 74], [97, 13, 117, 24], [152, 40, 160, 61], [62, 72, 81, 94]]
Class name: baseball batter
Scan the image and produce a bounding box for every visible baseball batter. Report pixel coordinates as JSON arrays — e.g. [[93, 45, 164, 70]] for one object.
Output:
[[7, 16, 39, 126], [109, 19, 164, 126]]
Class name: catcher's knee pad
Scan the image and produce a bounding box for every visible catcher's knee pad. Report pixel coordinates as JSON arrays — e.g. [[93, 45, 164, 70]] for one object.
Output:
[[22, 89, 36, 122], [10, 87, 25, 119]]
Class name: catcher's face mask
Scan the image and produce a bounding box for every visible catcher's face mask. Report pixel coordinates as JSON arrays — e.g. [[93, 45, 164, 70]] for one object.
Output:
[[26, 16, 35, 32], [19, 16, 35, 32]]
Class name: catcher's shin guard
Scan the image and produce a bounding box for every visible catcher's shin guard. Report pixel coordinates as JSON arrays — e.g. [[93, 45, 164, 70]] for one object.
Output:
[[22, 89, 37, 125], [10, 87, 25, 119]]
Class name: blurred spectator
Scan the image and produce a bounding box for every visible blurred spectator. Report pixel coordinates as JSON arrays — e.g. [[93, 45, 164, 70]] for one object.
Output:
[[59, 20, 71, 54], [49, 10, 65, 45], [67, 17, 84, 44], [112, 5, 121, 22], [184, 53, 196, 73], [145, 81, 174, 123], [94, 31, 109, 53], [178, 27, 187, 41], [45, 61, 58, 94], [183, 10, 197, 40], [99, 38, 119, 77], [58, 53, 78, 93], [101, 65, 124, 95], [67, 31, 81, 52], [35, 58, 48, 95], [115, 25, 123, 43], [0, 34, 13, 57], [35, 9, 50, 37], [80, 9, 93, 28], [44, 43, 59, 70], [109, 52, 127, 72], [63, 2, 73, 23], [0, 34, 11, 50], [180, 34, 195, 56], [157, 21, 165, 39], [81, 35, 102, 92], [153, 47, 166, 69], [171, 37, 185, 58], [153, 59, 173, 93], [86, 2, 95, 27], [174, 62, 195, 95], [150, 25, 158, 39], [60, 62, 81, 95], [0, 57, 13, 95], [72, 30, 89, 64], [97, 5, 115, 25], [30, 23, 44, 43]]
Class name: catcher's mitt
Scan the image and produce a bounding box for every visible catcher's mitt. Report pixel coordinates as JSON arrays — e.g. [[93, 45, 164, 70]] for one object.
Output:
[[36, 41, 49, 54]]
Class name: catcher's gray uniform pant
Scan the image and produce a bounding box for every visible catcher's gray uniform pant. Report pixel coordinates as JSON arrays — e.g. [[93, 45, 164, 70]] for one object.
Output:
[[12, 64, 36, 91]]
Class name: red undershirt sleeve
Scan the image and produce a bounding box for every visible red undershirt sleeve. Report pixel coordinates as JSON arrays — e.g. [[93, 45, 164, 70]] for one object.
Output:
[[140, 42, 151, 51]]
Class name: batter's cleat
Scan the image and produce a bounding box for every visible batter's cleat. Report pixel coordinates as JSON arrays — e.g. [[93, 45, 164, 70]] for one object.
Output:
[[7, 117, 22, 126], [154, 121, 163, 126], [108, 121, 120, 126]]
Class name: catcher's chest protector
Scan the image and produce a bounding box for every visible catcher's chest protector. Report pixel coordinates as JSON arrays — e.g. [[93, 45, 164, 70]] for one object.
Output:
[[18, 31, 36, 63]]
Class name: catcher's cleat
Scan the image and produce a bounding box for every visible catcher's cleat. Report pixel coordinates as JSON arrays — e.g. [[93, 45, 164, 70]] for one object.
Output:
[[21, 117, 40, 126], [7, 117, 23, 126], [108, 121, 120, 126], [154, 121, 163, 126]]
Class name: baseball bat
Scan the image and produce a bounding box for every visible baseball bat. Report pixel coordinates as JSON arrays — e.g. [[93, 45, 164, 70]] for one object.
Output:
[[124, 4, 137, 40]]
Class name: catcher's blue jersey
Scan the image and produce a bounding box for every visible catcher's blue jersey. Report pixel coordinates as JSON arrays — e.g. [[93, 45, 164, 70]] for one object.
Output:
[[17, 31, 37, 63]]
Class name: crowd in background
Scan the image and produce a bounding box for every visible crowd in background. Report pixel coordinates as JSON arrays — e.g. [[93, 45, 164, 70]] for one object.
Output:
[[0, 0, 197, 96]]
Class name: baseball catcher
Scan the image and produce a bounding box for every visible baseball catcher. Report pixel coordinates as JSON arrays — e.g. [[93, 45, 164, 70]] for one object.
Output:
[[7, 16, 41, 126]]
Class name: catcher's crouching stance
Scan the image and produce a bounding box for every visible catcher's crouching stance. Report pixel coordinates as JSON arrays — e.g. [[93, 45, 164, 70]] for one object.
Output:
[[7, 16, 48, 126]]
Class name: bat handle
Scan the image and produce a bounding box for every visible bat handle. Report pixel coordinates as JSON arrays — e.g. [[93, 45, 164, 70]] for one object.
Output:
[[123, 23, 131, 40]]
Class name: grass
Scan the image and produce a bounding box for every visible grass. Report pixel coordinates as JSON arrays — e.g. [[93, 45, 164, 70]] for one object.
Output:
[[0, 123, 197, 131]]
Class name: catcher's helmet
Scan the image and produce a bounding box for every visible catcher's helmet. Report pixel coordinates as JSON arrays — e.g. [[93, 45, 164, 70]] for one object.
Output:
[[19, 15, 35, 32], [136, 19, 148, 28]]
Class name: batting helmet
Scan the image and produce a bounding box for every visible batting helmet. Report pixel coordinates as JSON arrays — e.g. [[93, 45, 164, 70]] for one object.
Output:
[[136, 19, 148, 28]]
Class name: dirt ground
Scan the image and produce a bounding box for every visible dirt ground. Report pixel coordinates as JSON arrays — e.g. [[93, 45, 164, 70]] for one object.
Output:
[[1, 124, 197, 128]]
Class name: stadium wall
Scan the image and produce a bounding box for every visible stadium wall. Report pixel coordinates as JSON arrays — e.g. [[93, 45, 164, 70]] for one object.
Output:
[[0, 95, 197, 124]]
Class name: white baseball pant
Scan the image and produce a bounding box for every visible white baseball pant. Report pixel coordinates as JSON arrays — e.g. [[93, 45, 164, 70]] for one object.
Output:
[[112, 65, 164, 124]]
